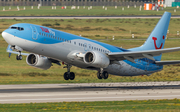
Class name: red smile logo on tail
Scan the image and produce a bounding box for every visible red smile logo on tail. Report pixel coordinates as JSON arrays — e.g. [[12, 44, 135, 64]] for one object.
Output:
[[152, 35, 165, 49]]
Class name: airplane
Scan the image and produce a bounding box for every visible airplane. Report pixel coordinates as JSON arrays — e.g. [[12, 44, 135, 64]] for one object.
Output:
[[2, 12, 180, 80]]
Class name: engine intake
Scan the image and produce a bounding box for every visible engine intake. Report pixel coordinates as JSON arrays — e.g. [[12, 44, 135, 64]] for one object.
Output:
[[26, 54, 52, 70], [84, 51, 110, 68]]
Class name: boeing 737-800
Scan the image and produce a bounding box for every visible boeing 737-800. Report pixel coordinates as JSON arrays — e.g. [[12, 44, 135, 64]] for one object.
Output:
[[2, 12, 180, 80]]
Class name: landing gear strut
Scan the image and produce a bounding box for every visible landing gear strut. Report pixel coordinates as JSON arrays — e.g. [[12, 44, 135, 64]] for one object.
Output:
[[97, 68, 109, 79], [63, 64, 75, 80], [16, 52, 22, 60]]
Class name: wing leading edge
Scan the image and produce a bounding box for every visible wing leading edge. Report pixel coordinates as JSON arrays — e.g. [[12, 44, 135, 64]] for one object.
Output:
[[108, 47, 180, 65]]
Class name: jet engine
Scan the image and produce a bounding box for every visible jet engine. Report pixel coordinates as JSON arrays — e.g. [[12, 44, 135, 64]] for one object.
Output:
[[26, 54, 52, 70], [84, 51, 110, 68]]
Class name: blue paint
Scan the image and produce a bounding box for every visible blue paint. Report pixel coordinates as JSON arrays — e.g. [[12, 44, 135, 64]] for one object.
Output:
[[3, 12, 171, 73]]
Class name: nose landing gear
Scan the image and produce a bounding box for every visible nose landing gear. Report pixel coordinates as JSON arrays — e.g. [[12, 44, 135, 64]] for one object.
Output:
[[16, 52, 22, 60]]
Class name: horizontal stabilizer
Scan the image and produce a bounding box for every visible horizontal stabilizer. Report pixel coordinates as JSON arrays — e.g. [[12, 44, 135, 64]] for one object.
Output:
[[155, 61, 180, 65]]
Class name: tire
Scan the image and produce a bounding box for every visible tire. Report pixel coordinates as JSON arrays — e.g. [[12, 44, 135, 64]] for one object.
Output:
[[64, 72, 69, 80], [69, 72, 75, 80], [103, 71, 109, 79], [97, 72, 102, 79], [16, 55, 19, 60], [19, 55, 23, 60]]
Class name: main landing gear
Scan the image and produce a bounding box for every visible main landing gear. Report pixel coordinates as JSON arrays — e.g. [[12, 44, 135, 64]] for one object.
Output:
[[63, 64, 75, 80], [16, 52, 22, 60], [97, 68, 109, 79]]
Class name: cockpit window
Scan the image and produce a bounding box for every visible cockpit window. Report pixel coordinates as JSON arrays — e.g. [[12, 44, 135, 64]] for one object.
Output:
[[10, 26, 24, 31]]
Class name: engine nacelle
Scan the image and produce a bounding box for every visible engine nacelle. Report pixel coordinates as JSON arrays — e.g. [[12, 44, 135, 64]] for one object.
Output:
[[84, 51, 110, 68], [26, 54, 52, 70]]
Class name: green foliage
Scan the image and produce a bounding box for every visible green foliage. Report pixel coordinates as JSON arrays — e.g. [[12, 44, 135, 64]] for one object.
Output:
[[0, 99, 180, 111], [42, 23, 52, 27], [0, 6, 180, 17], [0, 19, 180, 84], [53, 22, 60, 26]]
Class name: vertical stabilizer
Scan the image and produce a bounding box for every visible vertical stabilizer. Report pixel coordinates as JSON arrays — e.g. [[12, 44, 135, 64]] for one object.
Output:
[[130, 12, 171, 61]]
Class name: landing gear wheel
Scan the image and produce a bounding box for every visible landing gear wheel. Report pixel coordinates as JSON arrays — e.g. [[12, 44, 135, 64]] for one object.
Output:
[[64, 72, 69, 80], [97, 72, 102, 79], [16, 55, 19, 60], [16, 55, 22, 60], [69, 72, 75, 80], [19, 55, 22, 60], [103, 71, 109, 79]]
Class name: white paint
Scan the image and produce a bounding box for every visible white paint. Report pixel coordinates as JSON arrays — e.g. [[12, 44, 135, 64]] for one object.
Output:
[[164, 5, 166, 8], [139, 8, 141, 11], [112, 36, 114, 40], [132, 34, 134, 38], [17, 6, 20, 11], [146, 4, 149, 10], [71, 6, 76, 9]]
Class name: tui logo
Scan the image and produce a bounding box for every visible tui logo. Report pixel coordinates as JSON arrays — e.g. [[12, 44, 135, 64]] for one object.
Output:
[[152, 35, 165, 49]]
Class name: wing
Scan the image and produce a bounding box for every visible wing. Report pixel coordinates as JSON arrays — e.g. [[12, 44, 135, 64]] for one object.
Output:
[[108, 47, 180, 64]]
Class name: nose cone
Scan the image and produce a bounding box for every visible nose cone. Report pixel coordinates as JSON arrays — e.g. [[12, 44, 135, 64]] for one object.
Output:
[[2, 31, 13, 45], [2, 31, 6, 39]]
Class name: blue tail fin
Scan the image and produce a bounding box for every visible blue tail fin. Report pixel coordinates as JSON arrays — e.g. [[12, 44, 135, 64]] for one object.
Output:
[[130, 12, 171, 61]]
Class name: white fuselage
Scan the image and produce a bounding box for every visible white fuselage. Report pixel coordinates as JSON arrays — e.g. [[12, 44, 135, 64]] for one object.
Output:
[[2, 23, 163, 77]]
